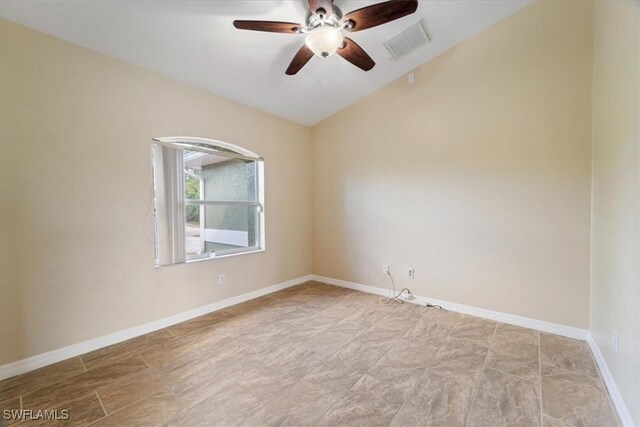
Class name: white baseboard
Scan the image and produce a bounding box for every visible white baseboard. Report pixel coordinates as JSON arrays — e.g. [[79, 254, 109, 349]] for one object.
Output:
[[587, 335, 636, 427], [0, 274, 312, 381], [312, 274, 635, 426], [312, 275, 589, 340]]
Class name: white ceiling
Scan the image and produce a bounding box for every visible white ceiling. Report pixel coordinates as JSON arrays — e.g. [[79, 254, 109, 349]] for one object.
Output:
[[0, 0, 532, 126]]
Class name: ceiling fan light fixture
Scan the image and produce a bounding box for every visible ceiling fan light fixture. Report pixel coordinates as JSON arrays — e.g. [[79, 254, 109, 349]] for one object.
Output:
[[305, 26, 344, 58], [233, 0, 419, 74]]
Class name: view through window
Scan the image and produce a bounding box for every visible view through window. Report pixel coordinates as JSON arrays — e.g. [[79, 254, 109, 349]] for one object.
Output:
[[152, 138, 264, 266]]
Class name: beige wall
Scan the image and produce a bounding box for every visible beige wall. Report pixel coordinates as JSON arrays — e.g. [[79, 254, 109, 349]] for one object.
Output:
[[0, 19, 312, 365], [2, 10, 637, 420], [311, 1, 593, 328], [591, 1, 640, 424]]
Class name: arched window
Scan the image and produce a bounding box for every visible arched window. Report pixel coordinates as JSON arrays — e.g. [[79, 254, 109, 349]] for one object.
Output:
[[152, 137, 264, 266]]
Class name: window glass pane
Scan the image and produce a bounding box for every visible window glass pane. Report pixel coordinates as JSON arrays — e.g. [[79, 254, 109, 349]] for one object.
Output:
[[181, 141, 242, 156], [185, 203, 204, 258], [184, 149, 256, 202], [186, 204, 259, 257]]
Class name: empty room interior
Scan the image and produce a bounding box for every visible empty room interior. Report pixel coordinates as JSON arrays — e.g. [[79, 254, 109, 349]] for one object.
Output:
[[0, 0, 638, 426]]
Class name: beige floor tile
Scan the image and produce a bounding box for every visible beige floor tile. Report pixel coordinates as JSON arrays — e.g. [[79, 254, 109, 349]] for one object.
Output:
[[428, 339, 489, 385], [269, 286, 309, 298], [380, 338, 441, 369], [194, 334, 244, 364], [404, 309, 461, 342], [393, 301, 427, 317], [0, 357, 86, 402], [168, 354, 251, 408], [299, 295, 342, 312], [27, 392, 106, 427], [338, 307, 382, 330], [486, 343, 539, 382], [390, 370, 474, 427], [80, 329, 174, 371], [301, 282, 338, 293], [315, 304, 358, 322], [96, 360, 191, 414], [268, 306, 321, 326], [315, 387, 402, 427], [168, 384, 263, 427], [22, 355, 148, 411], [331, 328, 399, 370], [236, 362, 301, 403], [541, 365, 618, 427], [235, 331, 301, 362], [302, 321, 364, 356], [266, 296, 313, 315], [139, 332, 236, 369], [337, 292, 382, 312], [0, 396, 21, 426], [448, 315, 497, 347], [262, 336, 314, 363], [423, 307, 461, 322], [0, 284, 622, 427], [167, 309, 234, 337], [492, 324, 538, 347], [135, 334, 195, 368], [302, 359, 368, 391], [542, 415, 575, 427], [466, 368, 540, 427], [242, 378, 343, 427], [273, 319, 326, 340], [486, 324, 540, 382], [213, 320, 279, 342], [286, 290, 324, 304], [224, 295, 278, 316], [371, 298, 403, 313], [89, 391, 183, 427], [288, 313, 340, 336], [352, 364, 424, 406], [371, 312, 417, 334], [268, 346, 325, 378], [540, 333, 599, 378]]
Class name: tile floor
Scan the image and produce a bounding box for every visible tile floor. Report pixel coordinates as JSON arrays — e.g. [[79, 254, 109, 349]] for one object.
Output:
[[0, 281, 620, 426]]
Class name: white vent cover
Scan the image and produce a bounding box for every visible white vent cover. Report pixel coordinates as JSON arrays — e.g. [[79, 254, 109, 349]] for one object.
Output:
[[383, 20, 430, 60]]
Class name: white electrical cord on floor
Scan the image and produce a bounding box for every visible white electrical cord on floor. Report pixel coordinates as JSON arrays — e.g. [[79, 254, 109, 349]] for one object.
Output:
[[378, 270, 396, 304], [377, 270, 444, 309], [378, 270, 413, 304]]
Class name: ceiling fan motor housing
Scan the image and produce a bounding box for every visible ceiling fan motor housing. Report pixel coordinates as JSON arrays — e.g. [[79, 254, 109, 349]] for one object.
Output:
[[305, 5, 343, 31]]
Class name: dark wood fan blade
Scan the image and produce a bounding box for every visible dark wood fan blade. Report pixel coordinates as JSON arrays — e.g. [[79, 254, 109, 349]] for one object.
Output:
[[343, 0, 418, 32], [233, 20, 301, 34], [308, 0, 334, 16], [337, 37, 375, 71], [286, 45, 314, 75]]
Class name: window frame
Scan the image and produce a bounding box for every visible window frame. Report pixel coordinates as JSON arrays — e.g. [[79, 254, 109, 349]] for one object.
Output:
[[152, 137, 265, 266]]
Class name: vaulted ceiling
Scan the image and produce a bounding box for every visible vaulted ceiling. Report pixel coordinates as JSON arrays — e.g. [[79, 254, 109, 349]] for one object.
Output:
[[0, 1, 531, 125]]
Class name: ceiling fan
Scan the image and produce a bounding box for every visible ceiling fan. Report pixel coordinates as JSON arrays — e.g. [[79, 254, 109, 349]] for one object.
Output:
[[233, 0, 419, 75]]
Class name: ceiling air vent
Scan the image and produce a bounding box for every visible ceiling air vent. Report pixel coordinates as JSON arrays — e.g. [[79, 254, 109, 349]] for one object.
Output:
[[383, 20, 430, 60]]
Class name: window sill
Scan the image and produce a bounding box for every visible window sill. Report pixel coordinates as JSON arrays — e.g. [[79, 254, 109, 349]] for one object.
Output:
[[185, 248, 265, 264]]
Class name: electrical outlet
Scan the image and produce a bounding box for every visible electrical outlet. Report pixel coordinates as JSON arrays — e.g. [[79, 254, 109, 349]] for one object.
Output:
[[407, 268, 415, 279], [612, 330, 619, 352], [383, 264, 390, 274], [219, 274, 226, 285]]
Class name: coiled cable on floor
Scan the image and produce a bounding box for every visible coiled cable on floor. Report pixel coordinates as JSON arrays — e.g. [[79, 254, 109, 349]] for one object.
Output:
[[378, 270, 397, 304], [379, 271, 413, 304], [377, 270, 445, 309]]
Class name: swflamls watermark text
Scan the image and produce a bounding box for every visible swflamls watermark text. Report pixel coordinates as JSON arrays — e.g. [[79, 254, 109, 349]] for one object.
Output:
[[3, 409, 70, 421]]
